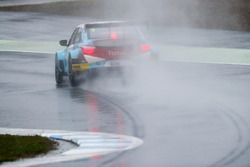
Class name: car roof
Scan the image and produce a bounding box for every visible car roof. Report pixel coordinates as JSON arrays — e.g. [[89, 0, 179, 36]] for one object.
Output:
[[77, 21, 131, 29]]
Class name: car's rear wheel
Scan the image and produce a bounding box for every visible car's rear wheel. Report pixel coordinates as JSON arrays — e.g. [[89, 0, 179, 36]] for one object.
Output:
[[68, 56, 78, 87], [55, 55, 63, 85], [55, 67, 63, 84]]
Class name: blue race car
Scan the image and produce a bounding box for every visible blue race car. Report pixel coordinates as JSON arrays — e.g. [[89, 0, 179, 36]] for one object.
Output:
[[55, 21, 155, 86]]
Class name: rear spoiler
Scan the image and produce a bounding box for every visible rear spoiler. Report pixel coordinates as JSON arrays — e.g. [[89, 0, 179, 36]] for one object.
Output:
[[85, 21, 133, 29]]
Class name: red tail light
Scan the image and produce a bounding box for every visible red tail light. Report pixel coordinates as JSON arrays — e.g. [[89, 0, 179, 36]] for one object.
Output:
[[140, 44, 151, 53], [81, 46, 96, 55]]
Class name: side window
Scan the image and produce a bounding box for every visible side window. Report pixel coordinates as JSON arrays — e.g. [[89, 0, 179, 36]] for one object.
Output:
[[73, 28, 82, 44], [82, 28, 87, 42], [68, 28, 79, 46]]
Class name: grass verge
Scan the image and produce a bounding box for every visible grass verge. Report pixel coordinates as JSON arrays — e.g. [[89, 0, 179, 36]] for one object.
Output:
[[0, 39, 250, 65], [0, 134, 57, 163]]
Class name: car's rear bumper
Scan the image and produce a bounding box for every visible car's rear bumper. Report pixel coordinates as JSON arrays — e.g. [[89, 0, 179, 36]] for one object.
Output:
[[72, 52, 154, 72], [72, 60, 135, 72]]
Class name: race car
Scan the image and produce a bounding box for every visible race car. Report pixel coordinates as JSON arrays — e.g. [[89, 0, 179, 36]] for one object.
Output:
[[55, 21, 156, 86]]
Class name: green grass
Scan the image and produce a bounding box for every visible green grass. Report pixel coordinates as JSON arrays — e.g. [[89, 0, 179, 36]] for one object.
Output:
[[0, 134, 57, 163], [158, 45, 250, 65], [1, 39, 250, 65], [0, 40, 62, 53]]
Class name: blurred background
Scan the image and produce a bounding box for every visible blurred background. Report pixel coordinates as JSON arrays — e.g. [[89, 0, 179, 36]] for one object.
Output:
[[0, 0, 249, 31]]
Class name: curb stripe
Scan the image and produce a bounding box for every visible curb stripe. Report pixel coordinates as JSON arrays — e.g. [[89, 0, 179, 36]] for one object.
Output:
[[0, 128, 143, 167]]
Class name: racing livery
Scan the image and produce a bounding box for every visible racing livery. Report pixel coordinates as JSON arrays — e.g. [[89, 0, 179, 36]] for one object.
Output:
[[55, 21, 155, 86]]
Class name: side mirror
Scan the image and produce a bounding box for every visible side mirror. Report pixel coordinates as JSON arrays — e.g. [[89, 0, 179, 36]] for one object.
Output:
[[59, 40, 68, 46]]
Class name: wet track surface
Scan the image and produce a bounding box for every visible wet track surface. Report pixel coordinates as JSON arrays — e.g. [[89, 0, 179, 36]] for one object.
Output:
[[1, 51, 250, 167], [1, 11, 250, 167]]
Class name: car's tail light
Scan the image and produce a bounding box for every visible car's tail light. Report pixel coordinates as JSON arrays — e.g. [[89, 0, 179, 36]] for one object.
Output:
[[140, 44, 151, 53], [81, 46, 96, 55]]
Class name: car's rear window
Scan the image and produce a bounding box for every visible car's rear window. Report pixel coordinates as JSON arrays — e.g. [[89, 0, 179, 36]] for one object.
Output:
[[86, 25, 142, 40]]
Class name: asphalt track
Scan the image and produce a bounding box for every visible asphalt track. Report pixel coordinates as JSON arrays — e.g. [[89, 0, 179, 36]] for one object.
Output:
[[1, 50, 250, 167], [1, 11, 250, 167]]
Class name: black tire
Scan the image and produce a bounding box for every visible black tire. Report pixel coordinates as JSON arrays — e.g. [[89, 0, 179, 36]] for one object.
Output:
[[68, 56, 78, 87], [69, 73, 77, 87], [55, 55, 63, 85]]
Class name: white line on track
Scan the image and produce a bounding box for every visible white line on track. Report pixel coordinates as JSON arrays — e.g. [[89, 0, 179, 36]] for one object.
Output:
[[0, 128, 143, 167], [0, 0, 80, 7], [0, 50, 53, 54]]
